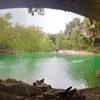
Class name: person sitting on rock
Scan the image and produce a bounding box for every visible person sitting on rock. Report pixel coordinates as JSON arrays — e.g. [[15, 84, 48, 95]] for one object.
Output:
[[33, 78, 45, 86], [36, 78, 44, 85]]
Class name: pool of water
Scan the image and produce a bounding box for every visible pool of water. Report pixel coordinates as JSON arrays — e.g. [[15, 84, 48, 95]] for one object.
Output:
[[0, 52, 100, 89]]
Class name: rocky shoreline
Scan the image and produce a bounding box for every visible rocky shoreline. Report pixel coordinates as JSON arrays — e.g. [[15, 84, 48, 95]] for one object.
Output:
[[0, 79, 100, 100]]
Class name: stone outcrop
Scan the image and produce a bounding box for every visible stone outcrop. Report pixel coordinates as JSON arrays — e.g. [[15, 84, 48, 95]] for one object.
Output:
[[79, 87, 100, 100], [0, 79, 100, 100], [0, 79, 42, 100]]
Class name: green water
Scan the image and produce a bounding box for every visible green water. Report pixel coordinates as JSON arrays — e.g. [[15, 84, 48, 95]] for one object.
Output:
[[0, 52, 100, 89]]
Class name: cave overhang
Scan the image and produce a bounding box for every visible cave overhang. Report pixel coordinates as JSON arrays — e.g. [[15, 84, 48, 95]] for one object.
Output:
[[0, 0, 100, 21]]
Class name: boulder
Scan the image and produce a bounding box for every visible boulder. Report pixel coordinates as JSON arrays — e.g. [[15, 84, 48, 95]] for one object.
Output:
[[0, 79, 41, 97]]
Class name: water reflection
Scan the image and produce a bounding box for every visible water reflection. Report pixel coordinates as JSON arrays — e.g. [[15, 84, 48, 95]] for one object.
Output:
[[0, 53, 100, 89], [63, 55, 100, 88]]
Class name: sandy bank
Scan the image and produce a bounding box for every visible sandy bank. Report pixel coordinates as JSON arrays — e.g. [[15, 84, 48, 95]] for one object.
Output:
[[52, 50, 94, 56]]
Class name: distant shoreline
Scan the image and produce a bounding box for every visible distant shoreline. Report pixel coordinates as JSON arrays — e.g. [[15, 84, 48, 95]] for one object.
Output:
[[0, 49, 99, 56], [51, 50, 94, 56]]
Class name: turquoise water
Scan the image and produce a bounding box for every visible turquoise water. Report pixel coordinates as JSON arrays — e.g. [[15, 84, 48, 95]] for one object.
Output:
[[0, 52, 100, 89]]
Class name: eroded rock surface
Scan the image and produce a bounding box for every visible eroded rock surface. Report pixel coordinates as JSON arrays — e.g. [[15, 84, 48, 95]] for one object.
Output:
[[0, 79, 100, 100]]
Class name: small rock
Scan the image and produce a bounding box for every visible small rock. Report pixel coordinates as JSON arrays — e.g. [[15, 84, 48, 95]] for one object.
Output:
[[36, 84, 52, 92], [6, 79, 18, 83], [96, 71, 100, 78]]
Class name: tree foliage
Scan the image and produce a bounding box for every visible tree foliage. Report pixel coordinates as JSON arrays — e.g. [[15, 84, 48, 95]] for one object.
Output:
[[0, 13, 93, 53], [28, 8, 45, 15], [0, 13, 54, 53], [55, 17, 93, 51]]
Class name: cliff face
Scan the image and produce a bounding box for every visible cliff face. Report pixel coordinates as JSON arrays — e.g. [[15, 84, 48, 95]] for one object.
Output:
[[0, 0, 100, 21]]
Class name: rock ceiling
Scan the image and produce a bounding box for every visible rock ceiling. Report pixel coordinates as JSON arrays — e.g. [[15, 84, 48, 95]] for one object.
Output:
[[0, 0, 100, 21]]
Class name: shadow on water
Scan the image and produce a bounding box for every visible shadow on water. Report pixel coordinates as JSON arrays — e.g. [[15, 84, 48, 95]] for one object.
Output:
[[0, 53, 100, 89]]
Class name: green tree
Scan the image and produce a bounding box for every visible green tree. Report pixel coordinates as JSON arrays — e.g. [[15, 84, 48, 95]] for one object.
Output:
[[0, 13, 12, 49], [39, 34, 54, 51], [62, 17, 93, 51], [55, 31, 64, 49], [65, 18, 81, 35], [0, 13, 54, 53]]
